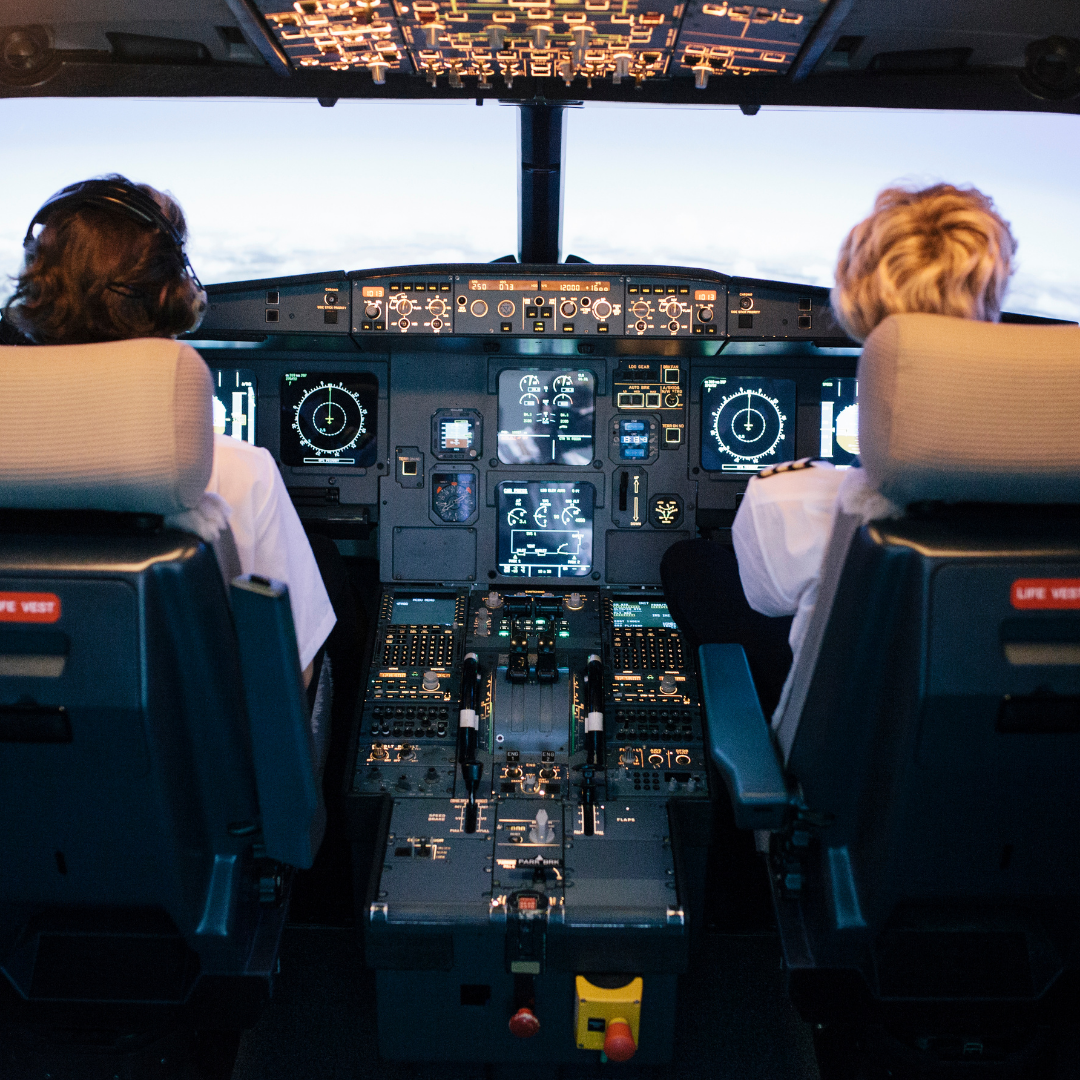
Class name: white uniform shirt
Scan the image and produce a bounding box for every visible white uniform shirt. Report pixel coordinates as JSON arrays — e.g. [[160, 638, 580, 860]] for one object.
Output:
[[732, 460, 844, 661], [207, 434, 336, 671]]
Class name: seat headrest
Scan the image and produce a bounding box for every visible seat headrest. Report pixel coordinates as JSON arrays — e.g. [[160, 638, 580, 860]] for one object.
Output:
[[859, 314, 1080, 506], [0, 339, 213, 515]]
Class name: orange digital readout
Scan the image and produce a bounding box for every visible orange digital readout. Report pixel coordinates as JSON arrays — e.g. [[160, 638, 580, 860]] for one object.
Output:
[[362, 286, 385, 298], [468, 280, 539, 291], [539, 280, 612, 292], [694, 290, 717, 301]]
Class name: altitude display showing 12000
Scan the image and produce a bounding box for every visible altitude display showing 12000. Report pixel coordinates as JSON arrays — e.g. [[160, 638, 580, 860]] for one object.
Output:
[[700, 377, 796, 472], [280, 372, 378, 467], [497, 482, 594, 578]]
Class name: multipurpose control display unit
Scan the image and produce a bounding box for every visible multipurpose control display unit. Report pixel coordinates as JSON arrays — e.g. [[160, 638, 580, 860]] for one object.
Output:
[[189, 261, 863, 1063]]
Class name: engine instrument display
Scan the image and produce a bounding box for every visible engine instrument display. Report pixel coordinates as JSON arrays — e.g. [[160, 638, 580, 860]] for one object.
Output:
[[497, 482, 595, 578], [431, 472, 478, 523], [700, 377, 795, 472], [280, 372, 378, 467], [820, 378, 859, 467], [211, 368, 257, 444], [497, 369, 595, 466], [389, 596, 458, 626], [610, 599, 678, 629]]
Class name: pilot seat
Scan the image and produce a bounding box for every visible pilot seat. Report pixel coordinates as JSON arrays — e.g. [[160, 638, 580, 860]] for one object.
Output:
[[700, 314, 1080, 1077], [0, 339, 325, 1066]]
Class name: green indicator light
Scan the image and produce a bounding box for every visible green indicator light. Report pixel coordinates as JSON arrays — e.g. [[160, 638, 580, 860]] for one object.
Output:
[[558, 631, 570, 638], [499, 630, 511, 637]]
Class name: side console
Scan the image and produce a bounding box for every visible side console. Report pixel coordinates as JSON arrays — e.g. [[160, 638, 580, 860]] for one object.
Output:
[[350, 585, 708, 1064]]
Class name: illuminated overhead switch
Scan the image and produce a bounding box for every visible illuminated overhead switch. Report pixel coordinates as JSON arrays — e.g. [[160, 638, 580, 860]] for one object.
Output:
[[486, 24, 507, 50], [574, 976, 642, 1061], [449, 65, 463, 88], [560, 59, 574, 85], [571, 24, 594, 64], [693, 61, 712, 89], [422, 22, 444, 47], [612, 52, 632, 83], [367, 59, 389, 84], [531, 24, 552, 49]]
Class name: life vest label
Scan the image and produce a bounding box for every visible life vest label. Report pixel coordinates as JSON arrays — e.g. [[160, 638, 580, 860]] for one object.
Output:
[[0, 592, 62, 622], [1010, 579, 1080, 610]]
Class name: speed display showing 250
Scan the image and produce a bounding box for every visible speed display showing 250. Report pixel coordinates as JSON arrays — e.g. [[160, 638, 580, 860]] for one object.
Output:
[[280, 372, 379, 467]]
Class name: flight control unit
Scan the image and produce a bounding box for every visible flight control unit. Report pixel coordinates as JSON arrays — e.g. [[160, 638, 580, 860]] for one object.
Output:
[[353, 585, 707, 1063]]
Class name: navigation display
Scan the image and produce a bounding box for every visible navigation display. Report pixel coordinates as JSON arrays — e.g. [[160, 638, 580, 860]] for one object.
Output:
[[211, 368, 257, 444], [820, 378, 859, 467], [700, 376, 795, 472], [497, 482, 594, 578], [389, 596, 457, 625], [280, 372, 378, 467], [497, 369, 595, 465], [610, 599, 677, 629]]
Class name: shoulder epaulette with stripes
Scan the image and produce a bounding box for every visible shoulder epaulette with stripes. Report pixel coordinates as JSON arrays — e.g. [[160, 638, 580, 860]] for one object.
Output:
[[757, 457, 821, 480]]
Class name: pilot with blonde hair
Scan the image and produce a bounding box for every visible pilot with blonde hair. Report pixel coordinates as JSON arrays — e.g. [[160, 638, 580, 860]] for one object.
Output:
[[661, 183, 1017, 713]]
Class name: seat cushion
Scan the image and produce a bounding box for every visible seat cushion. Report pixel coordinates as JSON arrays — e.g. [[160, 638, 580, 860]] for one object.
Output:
[[0, 339, 213, 515], [859, 314, 1080, 505]]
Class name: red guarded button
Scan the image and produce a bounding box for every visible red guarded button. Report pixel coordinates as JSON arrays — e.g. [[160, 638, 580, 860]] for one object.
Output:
[[1011, 579, 1080, 610], [508, 1007, 541, 1038], [0, 592, 61, 623], [603, 1019, 637, 1062]]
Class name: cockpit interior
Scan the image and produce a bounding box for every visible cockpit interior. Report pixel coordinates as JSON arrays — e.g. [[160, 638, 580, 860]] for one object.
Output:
[[2, 3, 1080, 1079]]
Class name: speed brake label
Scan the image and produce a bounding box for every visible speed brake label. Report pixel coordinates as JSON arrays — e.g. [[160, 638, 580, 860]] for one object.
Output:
[[1010, 579, 1080, 610]]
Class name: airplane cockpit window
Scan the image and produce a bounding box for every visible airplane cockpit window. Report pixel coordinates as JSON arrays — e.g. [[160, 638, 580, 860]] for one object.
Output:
[[2, 5, 1080, 1076]]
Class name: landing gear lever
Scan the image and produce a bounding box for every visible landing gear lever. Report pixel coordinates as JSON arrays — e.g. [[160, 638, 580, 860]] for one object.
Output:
[[458, 652, 483, 833]]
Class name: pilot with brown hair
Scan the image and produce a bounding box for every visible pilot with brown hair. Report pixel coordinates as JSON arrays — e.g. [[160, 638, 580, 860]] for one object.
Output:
[[2, 175, 337, 686], [661, 183, 1017, 714]]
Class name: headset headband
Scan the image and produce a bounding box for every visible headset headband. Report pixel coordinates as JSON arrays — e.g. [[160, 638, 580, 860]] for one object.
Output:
[[24, 178, 202, 289]]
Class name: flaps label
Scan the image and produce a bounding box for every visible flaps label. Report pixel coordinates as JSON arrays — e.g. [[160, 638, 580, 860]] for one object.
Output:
[[1011, 579, 1080, 610], [0, 592, 62, 622]]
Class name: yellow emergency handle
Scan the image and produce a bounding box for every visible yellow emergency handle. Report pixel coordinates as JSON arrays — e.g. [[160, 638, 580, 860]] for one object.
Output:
[[574, 975, 643, 1060]]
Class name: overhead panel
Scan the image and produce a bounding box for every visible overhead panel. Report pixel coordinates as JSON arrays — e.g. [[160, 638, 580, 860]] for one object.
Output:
[[257, 0, 830, 88]]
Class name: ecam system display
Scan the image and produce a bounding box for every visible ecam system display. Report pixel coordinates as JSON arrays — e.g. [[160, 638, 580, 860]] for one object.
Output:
[[497, 481, 595, 577], [497, 369, 595, 465]]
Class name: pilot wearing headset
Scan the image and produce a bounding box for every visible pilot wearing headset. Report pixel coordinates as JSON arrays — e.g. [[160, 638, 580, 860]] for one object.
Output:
[[1, 176, 336, 687], [661, 184, 1017, 715]]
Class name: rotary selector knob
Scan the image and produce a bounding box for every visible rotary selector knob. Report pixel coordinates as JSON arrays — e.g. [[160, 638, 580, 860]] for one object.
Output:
[[660, 673, 678, 696], [364, 302, 381, 319], [739, 296, 754, 309], [592, 298, 613, 320], [485, 590, 504, 609], [428, 298, 446, 316], [560, 300, 577, 317], [470, 299, 488, 317], [563, 591, 585, 611], [697, 307, 714, 323], [497, 300, 515, 318], [631, 300, 650, 318], [395, 296, 414, 315], [422, 670, 440, 691]]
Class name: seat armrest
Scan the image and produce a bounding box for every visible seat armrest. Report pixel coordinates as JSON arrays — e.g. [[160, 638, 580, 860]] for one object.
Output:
[[698, 644, 789, 830], [231, 575, 326, 868]]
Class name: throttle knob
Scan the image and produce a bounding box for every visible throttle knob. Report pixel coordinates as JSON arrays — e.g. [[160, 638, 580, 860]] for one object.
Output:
[[509, 1008, 541, 1039], [603, 1019, 637, 1062]]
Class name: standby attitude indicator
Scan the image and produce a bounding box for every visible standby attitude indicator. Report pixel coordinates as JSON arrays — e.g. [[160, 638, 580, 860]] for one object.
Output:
[[700, 377, 795, 472]]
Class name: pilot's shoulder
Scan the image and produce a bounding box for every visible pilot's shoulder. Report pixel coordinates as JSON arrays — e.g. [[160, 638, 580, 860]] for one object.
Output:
[[211, 434, 280, 494], [744, 458, 842, 508]]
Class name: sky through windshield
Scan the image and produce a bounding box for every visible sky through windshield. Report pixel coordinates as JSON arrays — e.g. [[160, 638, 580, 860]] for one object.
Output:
[[1, 98, 1077, 321]]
